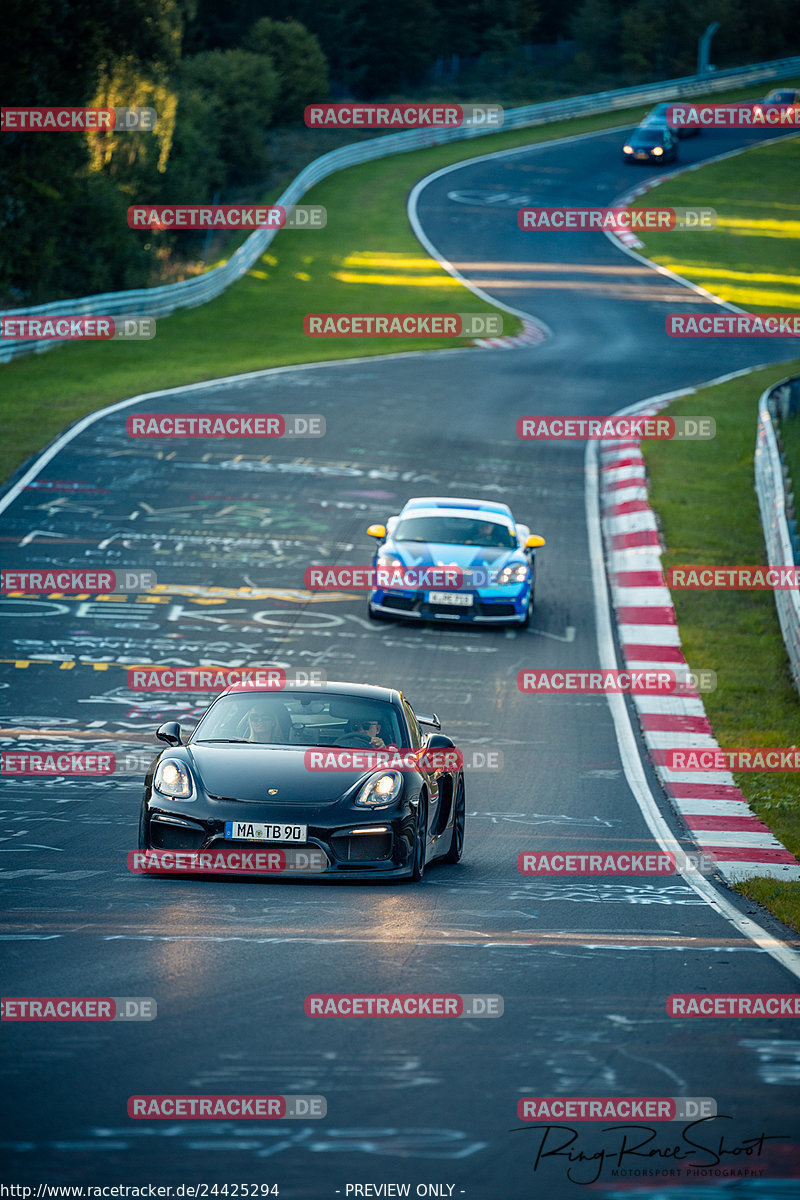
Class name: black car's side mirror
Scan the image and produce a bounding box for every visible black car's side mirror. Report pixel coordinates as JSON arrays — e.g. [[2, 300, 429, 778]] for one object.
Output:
[[425, 733, 455, 750], [156, 721, 182, 746]]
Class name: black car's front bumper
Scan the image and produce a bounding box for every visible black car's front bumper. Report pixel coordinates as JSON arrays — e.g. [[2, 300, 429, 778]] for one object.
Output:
[[141, 797, 420, 880]]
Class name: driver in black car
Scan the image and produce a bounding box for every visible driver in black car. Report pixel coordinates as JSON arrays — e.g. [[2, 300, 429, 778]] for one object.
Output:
[[245, 709, 283, 743], [348, 717, 387, 748]]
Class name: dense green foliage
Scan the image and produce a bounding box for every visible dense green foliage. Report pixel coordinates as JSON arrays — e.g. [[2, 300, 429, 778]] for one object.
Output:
[[2, 0, 797, 304]]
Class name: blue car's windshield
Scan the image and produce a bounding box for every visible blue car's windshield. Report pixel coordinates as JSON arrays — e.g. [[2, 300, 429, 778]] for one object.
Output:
[[393, 515, 517, 548]]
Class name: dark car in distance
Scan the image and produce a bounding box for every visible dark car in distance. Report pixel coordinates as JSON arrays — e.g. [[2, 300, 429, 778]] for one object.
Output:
[[640, 101, 700, 137], [623, 125, 679, 164], [138, 681, 465, 882]]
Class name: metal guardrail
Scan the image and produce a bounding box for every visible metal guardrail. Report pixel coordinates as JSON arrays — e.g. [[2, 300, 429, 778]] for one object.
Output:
[[755, 376, 800, 697], [2, 54, 800, 362]]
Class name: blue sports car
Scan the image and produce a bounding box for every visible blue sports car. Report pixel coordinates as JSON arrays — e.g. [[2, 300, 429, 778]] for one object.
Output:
[[366, 496, 545, 627]]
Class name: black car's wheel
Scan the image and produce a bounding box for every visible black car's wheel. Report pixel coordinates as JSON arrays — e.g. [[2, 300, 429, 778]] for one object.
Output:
[[410, 795, 428, 881], [442, 776, 465, 864], [137, 803, 149, 850]]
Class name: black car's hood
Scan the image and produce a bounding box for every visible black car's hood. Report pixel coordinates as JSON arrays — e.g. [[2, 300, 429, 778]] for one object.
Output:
[[185, 743, 369, 805]]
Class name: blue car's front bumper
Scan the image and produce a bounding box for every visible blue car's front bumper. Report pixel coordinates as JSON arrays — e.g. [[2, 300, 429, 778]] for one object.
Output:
[[368, 582, 531, 624]]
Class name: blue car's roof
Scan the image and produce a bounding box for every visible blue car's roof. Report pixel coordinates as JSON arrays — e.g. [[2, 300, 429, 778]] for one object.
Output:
[[401, 496, 513, 518]]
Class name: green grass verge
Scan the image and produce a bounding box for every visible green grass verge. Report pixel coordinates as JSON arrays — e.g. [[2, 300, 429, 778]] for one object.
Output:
[[631, 128, 800, 312], [0, 78, 789, 484], [642, 364, 800, 929]]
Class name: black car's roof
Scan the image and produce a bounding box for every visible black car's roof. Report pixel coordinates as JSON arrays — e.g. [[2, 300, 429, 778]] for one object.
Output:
[[220, 680, 402, 704]]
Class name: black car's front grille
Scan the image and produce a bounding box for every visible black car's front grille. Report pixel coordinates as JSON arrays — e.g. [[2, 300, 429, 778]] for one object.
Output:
[[150, 821, 205, 850], [330, 831, 393, 862]]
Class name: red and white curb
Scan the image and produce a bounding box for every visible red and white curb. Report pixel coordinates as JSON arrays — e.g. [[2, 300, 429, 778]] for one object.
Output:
[[473, 316, 549, 349], [600, 399, 800, 884], [607, 173, 682, 251]]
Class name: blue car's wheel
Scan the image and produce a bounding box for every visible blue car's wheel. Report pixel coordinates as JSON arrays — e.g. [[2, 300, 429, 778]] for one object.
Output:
[[367, 598, 390, 621], [517, 583, 534, 628]]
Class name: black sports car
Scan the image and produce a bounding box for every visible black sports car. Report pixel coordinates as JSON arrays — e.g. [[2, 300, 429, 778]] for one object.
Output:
[[138, 681, 465, 881]]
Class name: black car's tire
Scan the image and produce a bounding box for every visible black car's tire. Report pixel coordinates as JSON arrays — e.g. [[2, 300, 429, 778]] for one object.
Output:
[[138, 803, 149, 850], [442, 776, 465, 864], [410, 795, 428, 881]]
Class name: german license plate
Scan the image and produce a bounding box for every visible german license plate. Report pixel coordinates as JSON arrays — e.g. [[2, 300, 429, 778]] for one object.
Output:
[[427, 591, 473, 606], [224, 821, 307, 842]]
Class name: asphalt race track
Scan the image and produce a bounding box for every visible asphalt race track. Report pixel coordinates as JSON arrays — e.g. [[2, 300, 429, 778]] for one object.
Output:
[[2, 121, 799, 1197]]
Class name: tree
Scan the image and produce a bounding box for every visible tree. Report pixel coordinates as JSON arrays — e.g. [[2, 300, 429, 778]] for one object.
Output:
[[180, 49, 278, 183], [0, 0, 193, 303], [571, 0, 621, 73], [246, 18, 329, 124]]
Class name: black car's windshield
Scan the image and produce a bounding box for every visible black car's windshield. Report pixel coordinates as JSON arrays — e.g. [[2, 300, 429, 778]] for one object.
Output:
[[632, 127, 668, 144], [392, 514, 517, 548], [191, 691, 407, 748]]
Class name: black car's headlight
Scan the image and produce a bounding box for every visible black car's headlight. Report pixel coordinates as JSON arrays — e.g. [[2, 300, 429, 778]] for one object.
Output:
[[652, 146, 663, 155], [153, 758, 194, 799], [355, 770, 403, 808], [623, 144, 633, 154], [495, 562, 529, 585]]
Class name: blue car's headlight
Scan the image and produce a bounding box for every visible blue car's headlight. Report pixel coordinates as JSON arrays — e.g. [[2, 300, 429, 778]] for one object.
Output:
[[377, 553, 403, 569], [355, 770, 403, 808], [494, 562, 530, 586], [153, 758, 194, 799]]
